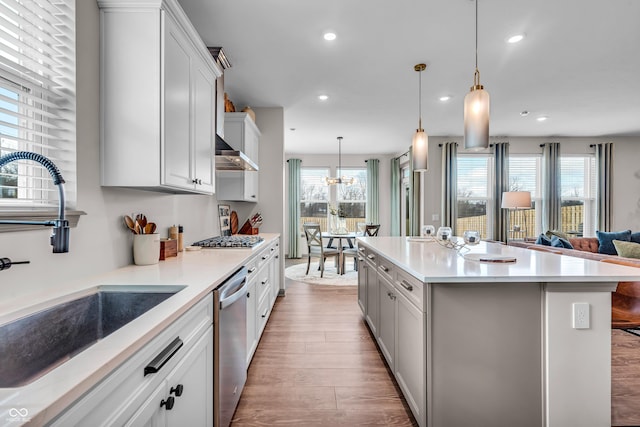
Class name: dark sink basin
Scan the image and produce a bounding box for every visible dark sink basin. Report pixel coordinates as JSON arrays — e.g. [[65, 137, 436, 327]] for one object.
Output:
[[0, 285, 185, 388]]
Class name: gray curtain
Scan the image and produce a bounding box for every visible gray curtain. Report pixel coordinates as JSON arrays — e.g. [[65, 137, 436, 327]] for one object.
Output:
[[595, 142, 613, 232], [366, 159, 380, 224], [493, 142, 510, 242], [541, 142, 561, 232], [287, 159, 302, 258], [409, 147, 420, 236], [441, 142, 458, 234], [390, 157, 401, 236]]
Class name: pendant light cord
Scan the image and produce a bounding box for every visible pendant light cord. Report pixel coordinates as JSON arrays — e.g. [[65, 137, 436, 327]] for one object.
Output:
[[474, 0, 481, 86], [418, 69, 422, 130]]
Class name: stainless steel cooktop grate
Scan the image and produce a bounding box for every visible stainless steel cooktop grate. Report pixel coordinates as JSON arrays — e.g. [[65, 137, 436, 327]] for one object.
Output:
[[192, 235, 264, 248]]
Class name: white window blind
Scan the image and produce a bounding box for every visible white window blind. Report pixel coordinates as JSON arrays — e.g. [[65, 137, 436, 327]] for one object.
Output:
[[0, 0, 76, 209]]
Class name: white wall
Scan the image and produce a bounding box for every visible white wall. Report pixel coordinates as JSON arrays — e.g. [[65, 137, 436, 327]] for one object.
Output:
[[0, 1, 284, 303]]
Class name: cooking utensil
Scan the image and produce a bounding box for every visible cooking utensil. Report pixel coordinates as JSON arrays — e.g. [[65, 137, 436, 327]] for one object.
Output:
[[135, 221, 143, 235], [230, 211, 239, 235], [136, 214, 147, 230], [145, 222, 156, 234], [124, 215, 138, 234]]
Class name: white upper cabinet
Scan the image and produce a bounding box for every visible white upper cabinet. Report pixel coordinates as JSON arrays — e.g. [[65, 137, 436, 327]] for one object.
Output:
[[99, 0, 221, 194], [216, 113, 261, 202]]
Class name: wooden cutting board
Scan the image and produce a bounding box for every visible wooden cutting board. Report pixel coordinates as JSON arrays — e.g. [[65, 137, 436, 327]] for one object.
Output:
[[230, 211, 239, 235]]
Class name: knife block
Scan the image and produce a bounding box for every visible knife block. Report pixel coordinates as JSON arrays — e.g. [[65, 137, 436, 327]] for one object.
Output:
[[239, 220, 259, 235]]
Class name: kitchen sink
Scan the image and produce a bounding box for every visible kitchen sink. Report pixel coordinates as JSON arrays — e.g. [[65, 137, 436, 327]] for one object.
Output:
[[0, 285, 185, 388]]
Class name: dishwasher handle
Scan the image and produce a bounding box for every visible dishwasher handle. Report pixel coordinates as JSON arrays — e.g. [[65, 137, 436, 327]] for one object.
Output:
[[219, 267, 249, 309]]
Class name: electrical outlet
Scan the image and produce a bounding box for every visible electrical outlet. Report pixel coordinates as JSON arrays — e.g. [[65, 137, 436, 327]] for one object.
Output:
[[573, 302, 590, 329]]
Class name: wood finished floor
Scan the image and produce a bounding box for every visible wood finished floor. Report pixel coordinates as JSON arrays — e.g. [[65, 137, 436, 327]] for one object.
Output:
[[232, 264, 640, 426], [231, 276, 417, 426]]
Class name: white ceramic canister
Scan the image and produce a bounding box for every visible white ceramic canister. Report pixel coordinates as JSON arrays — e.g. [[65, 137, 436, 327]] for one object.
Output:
[[133, 233, 160, 265]]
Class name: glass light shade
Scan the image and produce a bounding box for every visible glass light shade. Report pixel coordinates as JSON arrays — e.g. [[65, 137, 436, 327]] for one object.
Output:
[[412, 130, 428, 171], [463, 87, 490, 151], [501, 191, 531, 209]]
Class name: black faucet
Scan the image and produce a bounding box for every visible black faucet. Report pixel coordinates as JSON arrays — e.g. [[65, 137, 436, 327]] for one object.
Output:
[[0, 152, 70, 253], [0, 258, 30, 271]]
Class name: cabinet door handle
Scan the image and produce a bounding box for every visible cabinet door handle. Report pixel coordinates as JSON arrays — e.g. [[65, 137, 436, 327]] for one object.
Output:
[[270, 247, 275, 252], [170, 384, 184, 397], [247, 292, 251, 298], [387, 291, 396, 300], [191, 178, 202, 185], [248, 267, 257, 274], [160, 396, 175, 410], [400, 280, 413, 292], [380, 265, 389, 272], [251, 195, 256, 198], [144, 337, 183, 376], [262, 255, 268, 260], [261, 308, 268, 318], [358, 247, 365, 252], [275, 255, 279, 259], [262, 278, 269, 285], [367, 254, 375, 260], [358, 257, 364, 262]]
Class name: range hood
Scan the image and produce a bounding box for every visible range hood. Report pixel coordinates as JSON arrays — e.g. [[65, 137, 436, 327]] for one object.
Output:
[[215, 135, 259, 171]]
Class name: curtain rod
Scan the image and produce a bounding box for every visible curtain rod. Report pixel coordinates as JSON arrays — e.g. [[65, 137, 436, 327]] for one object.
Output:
[[393, 150, 410, 160]]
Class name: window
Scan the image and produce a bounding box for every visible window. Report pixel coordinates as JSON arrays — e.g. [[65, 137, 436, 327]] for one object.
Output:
[[509, 156, 541, 237], [299, 167, 367, 232], [0, 0, 76, 210], [336, 168, 367, 228], [456, 155, 492, 238], [300, 168, 329, 229], [560, 156, 596, 237]]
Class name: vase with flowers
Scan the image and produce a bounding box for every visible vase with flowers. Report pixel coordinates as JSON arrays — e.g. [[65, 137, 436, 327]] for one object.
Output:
[[329, 205, 348, 234]]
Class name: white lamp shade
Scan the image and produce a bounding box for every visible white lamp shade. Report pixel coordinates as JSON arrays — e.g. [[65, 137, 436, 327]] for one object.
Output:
[[412, 130, 428, 171], [501, 191, 531, 209], [463, 87, 490, 151]]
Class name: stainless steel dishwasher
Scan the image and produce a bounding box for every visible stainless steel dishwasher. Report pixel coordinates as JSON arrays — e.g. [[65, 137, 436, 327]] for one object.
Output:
[[213, 266, 248, 427]]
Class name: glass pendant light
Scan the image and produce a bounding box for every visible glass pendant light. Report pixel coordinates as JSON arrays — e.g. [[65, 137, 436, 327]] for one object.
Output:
[[325, 137, 354, 185], [464, 0, 490, 151], [412, 63, 428, 171]]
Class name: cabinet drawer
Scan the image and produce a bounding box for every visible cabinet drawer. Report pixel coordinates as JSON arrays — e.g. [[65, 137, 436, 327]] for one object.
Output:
[[377, 255, 395, 282], [395, 269, 424, 311], [257, 267, 271, 305], [256, 247, 271, 270], [256, 293, 271, 336]]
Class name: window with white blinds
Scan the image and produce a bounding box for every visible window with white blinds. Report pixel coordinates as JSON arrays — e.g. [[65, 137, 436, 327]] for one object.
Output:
[[560, 155, 596, 237], [456, 155, 493, 238], [0, 0, 76, 209], [509, 155, 541, 235]]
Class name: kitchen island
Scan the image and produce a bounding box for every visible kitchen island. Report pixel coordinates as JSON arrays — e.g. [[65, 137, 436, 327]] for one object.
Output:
[[356, 236, 640, 427]]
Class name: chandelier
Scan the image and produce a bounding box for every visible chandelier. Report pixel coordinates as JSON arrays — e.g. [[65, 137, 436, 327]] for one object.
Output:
[[325, 136, 354, 185]]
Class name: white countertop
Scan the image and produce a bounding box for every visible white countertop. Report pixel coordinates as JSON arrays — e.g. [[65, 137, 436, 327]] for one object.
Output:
[[0, 233, 279, 426], [357, 236, 640, 284]]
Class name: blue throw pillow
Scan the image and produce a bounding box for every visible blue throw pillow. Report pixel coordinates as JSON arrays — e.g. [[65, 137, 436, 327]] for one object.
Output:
[[596, 230, 631, 255], [535, 233, 551, 246], [551, 235, 574, 249], [631, 232, 640, 244]]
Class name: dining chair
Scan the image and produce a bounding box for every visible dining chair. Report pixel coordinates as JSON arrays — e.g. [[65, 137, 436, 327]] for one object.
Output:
[[303, 223, 340, 277], [365, 224, 380, 236]]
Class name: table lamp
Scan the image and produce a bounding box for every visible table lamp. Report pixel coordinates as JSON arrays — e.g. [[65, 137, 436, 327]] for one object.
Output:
[[501, 191, 531, 244]]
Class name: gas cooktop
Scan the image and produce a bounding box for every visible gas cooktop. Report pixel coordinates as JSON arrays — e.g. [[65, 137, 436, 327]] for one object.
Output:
[[192, 235, 264, 248]]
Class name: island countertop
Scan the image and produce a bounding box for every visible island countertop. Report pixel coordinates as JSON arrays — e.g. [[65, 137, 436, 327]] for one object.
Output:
[[356, 236, 640, 284]]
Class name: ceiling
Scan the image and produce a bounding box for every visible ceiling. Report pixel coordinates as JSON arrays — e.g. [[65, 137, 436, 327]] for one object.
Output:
[[178, 0, 640, 155]]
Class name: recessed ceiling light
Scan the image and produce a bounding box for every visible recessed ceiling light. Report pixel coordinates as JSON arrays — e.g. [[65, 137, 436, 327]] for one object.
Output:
[[439, 96, 451, 102], [537, 116, 548, 122], [507, 34, 525, 44], [520, 110, 529, 117], [323, 32, 336, 41], [318, 95, 329, 101]]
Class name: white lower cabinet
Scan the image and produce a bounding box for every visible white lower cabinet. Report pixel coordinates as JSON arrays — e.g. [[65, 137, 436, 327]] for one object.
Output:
[[358, 243, 427, 427], [364, 257, 379, 336], [127, 326, 213, 426], [377, 274, 396, 368], [50, 295, 213, 427], [245, 238, 281, 368], [395, 290, 425, 425]]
